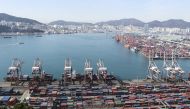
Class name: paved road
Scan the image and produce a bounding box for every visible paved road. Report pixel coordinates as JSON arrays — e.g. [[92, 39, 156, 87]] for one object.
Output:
[[20, 89, 30, 102]]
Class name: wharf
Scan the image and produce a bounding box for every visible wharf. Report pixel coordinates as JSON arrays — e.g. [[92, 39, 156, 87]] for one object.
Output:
[[141, 52, 190, 60], [1, 58, 190, 108]]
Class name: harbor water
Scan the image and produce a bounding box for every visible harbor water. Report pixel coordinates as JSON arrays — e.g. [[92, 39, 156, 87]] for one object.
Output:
[[0, 33, 189, 80]]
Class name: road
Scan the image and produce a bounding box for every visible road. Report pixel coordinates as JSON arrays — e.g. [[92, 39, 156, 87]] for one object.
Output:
[[20, 89, 30, 102]]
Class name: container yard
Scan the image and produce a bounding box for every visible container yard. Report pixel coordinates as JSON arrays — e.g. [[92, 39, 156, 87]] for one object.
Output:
[[115, 33, 190, 82], [27, 82, 190, 109], [115, 33, 190, 59], [0, 58, 190, 108]]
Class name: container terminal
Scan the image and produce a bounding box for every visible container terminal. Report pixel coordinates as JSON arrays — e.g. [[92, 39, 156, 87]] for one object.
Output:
[[0, 58, 190, 108], [115, 33, 190, 59]]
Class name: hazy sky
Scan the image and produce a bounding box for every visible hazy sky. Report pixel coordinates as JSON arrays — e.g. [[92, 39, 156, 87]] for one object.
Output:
[[0, 0, 189, 23]]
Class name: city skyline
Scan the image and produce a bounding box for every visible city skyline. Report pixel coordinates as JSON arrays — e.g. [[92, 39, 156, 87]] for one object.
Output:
[[0, 0, 189, 23]]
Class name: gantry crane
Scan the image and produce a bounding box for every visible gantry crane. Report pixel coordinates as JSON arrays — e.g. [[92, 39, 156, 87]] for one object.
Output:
[[6, 58, 23, 82], [84, 59, 93, 84]]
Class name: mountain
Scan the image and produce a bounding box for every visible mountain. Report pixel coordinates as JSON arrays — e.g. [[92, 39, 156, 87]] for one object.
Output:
[[160, 19, 190, 28], [96, 18, 145, 27], [0, 13, 44, 34], [148, 20, 162, 27], [0, 13, 42, 24], [148, 19, 190, 28], [49, 20, 93, 26], [1, 13, 190, 28], [96, 18, 190, 28]]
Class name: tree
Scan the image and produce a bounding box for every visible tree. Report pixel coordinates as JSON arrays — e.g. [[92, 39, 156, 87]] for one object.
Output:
[[0, 106, 7, 109], [14, 103, 32, 109]]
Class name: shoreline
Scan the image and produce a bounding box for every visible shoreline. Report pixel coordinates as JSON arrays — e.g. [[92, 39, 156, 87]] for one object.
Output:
[[0, 31, 112, 37]]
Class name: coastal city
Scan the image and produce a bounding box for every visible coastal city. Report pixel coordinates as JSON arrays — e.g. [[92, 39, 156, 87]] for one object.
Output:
[[1, 0, 190, 109], [1, 15, 190, 36]]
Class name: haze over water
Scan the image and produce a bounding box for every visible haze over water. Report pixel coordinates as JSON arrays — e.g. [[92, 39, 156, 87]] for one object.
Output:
[[0, 33, 189, 80]]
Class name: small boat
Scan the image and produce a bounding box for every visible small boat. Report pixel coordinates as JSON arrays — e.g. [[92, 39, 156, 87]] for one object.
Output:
[[36, 35, 42, 37], [130, 47, 137, 52], [19, 42, 24, 44], [3, 36, 12, 38], [130, 48, 135, 52]]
